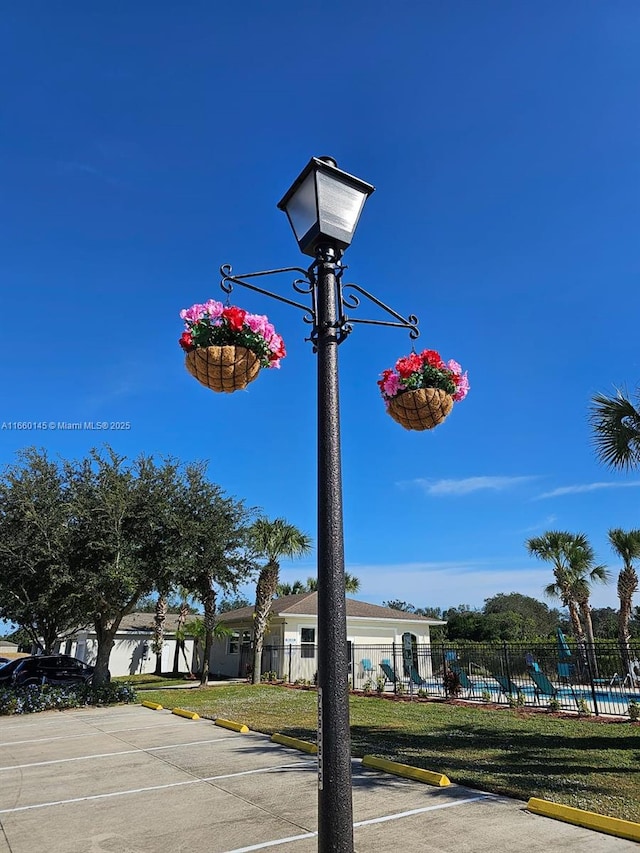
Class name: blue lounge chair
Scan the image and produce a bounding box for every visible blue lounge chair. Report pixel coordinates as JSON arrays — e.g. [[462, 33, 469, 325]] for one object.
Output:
[[408, 664, 427, 688], [527, 667, 560, 702], [361, 658, 375, 676], [380, 659, 397, 684], [494, 674, 524, 700]]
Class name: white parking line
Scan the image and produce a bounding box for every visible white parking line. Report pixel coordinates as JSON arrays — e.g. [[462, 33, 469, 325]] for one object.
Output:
[[0, 762, 309, 814], [0, 738, 231, 771], [222, 796, 490, 853], [0, 722, 187, 747]]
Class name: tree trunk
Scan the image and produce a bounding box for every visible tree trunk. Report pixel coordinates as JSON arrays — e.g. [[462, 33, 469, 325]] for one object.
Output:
[[252, 563, 278, 685], [172, 600, 189, 676], [93, 621, 117, 686], [566, 598, 589, 676], [578, 600, 599, 678], [617, 566, 637, 675], [200, 587, 216, 687], [153, 593, 167, 676]]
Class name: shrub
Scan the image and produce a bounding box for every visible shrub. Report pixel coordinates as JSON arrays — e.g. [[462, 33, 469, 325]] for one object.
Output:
[[576, 698, 591, 717], [628, 700, 640, 722], [0, 682, 137, 716], [548, 698, 561, 712]]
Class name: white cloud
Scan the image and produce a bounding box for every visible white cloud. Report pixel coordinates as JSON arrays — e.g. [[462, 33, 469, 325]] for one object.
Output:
[[400, 476, 537, 496], [519, 514, 558, 534], [537, 481, 640, 499]]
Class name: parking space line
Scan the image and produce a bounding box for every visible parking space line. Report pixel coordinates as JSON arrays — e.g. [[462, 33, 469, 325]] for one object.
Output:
[[222, 795, 491, 853], [0, 722, 186, 747], [0, 738, 231, 771], [0, 762, 309, 814]]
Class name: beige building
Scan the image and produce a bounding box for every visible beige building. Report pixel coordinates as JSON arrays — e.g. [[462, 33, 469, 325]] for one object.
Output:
[[210, 592, 446, 685]]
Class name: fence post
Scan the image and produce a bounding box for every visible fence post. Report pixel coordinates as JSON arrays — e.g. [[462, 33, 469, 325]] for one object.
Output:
[[503, 642, 513, 704], [585, 641, 600, 716], [392, 642, 397, 694]]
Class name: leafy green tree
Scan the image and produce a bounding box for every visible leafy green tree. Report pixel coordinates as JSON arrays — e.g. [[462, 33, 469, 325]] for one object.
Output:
[[65, 448, 187, 685], [177, 463, 256, 686], [590, 388, 640, 470], [483, 593, 561, 639], [248, 518, 312, 685], [219, 595, 251, 612], [607, 528, 640, 671], [0, 448, 89, 653], [384, 600, 417, 613]]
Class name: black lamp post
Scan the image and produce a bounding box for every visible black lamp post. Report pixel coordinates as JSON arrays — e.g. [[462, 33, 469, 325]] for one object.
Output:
[[219, 157, 419, 853]]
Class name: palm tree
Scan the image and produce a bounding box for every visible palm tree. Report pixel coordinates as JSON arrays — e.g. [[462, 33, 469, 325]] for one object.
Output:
[[299, 573, 361, 593], [590, 389, 640, 470], [527, 532, 586, 642], [275, 579, 307, 597], [527, 532, 609, 674], [608, 528, 640, 673], [249, 518, 313, 685]]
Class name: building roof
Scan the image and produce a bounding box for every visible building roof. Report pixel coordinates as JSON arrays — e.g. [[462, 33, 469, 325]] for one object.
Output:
[[215, 592, 446, 625], [117, 613, 186, 633]]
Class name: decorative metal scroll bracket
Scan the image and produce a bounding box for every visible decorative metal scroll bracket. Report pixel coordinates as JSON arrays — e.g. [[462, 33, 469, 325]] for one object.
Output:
[[219, 260, 420, 350]]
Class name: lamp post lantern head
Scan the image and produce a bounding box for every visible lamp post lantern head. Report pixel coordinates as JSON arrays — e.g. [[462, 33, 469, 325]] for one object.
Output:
[[277, 156, 375, 257]]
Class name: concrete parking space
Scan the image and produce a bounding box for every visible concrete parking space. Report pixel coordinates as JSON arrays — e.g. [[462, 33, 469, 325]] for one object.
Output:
[[0, 704, 636, 852]]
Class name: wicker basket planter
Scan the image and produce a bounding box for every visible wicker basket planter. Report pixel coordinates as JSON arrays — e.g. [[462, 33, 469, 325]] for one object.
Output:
[[387, 388, 454, 431], [185, 345, 261, 393]]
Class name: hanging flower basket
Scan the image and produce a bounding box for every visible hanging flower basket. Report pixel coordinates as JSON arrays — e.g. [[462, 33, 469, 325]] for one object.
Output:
[[387, 387, 454, 431], [378, 349, 469, 432], [179, 299, 286, 394], [185, 345, 261, 393]]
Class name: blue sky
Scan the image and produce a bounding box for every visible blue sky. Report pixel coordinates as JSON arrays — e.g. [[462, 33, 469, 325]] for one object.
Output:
[[1, 1, 639, 620]]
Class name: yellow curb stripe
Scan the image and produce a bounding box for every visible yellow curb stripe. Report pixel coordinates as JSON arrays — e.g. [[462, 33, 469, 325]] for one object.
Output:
[[141, 700, 163, 711], [527, 798, 640, 843], [171, 708, 200, 720], [215, 718, 249, 734], [362, 755, 450, 787], [271, 733, 318, 754]]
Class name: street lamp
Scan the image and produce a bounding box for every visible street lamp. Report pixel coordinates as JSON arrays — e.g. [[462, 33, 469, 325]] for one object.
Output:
[[219, 157, 419, 853], [277, 156, 375, 257]]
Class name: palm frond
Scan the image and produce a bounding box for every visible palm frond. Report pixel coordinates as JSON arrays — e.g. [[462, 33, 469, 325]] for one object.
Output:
[[590, 389, 640, 471]]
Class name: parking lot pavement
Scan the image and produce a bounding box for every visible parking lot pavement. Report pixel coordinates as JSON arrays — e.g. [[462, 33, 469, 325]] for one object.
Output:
[[0, 704, 637, 853]]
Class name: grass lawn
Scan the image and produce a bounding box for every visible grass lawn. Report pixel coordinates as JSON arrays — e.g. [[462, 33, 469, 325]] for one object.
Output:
[[113, 674, 194, 690], [139, 683, 640, 823]]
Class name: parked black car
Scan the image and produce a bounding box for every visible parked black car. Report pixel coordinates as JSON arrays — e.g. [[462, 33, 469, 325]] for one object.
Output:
[[0, 655, 97, 688]]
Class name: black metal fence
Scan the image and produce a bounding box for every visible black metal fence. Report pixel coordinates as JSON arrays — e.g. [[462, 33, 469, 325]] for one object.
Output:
[[258, 640, 640, 718]]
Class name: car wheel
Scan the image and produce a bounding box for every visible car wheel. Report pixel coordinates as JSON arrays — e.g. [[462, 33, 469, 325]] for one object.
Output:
[[21, 678, 41, 688]]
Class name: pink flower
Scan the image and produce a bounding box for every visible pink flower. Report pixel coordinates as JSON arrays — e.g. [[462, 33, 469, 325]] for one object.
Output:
[[446, 359, 462, 375], [180, 305, 206, 324], [452, 371, 470, 401], [245, 313, 268, 335], [382, 372, 400, 397], [204, 299, 224, 319]]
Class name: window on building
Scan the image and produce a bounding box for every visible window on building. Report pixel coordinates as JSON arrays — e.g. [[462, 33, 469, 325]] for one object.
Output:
[[228, 630, 251, 654], [301, 627, 315, 658]]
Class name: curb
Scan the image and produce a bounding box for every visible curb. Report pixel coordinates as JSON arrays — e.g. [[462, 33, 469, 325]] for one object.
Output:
[[141, 700, 163, 711], [172, 707, 200, 720], [527, 798, 640, 843], [215, 718, 249, 734], [362, 755, 450, 787], [271, 733, 318, 754]]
